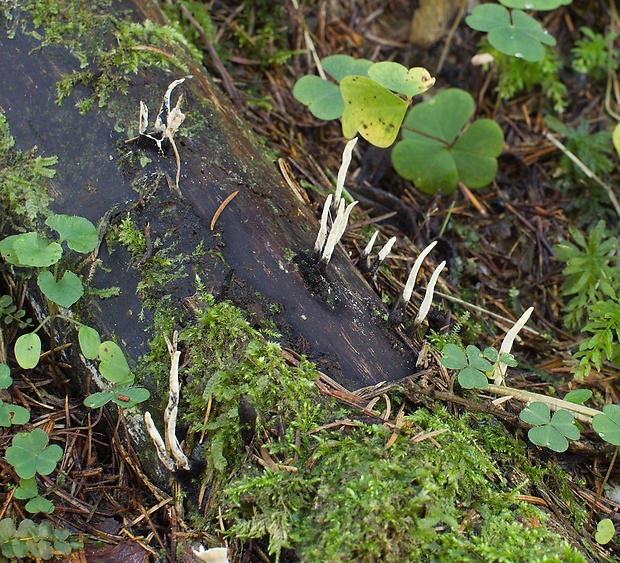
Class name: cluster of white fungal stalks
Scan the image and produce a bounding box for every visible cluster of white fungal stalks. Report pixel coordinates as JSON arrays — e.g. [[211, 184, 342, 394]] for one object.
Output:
[[144, 331, 190, 472], [314, 138, 448, 328], [314, 137, 360, 265]]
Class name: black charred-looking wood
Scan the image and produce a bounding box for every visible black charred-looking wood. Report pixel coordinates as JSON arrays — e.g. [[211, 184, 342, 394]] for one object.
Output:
[[0, 0, 417, 394]]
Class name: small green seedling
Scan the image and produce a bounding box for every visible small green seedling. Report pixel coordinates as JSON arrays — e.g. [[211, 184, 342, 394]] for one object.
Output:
[[519, 402, 580, 452], [0, 295, 31, 329], [592, 404, 620, 445], [392, 88, 504, 194], [0, 518, 81, 560], [0, 216, 150, 409], [294, 55, 435, 147], [466, 4, 557, 62], [83, 386, 151, 409], [5, 428, 63, 480], [441, 343, 515, 389], [499, 0, 572, 9], [595, 518, 615, 545], [14, 478, 54, 515]]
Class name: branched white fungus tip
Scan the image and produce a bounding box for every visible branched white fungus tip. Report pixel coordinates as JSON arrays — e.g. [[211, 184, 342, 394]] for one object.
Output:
[[193, 546, 229, 562], [321, 198, 346, 264], [361, 230, 379, 259], [144, 412, 176, 472], [493, 306, 534, 385], [334, 137, 358, 211], [402, 240, 438, 304], [377, 237, 397, 263], [314, 194, 333, 254], [413, 260, 446, 326]]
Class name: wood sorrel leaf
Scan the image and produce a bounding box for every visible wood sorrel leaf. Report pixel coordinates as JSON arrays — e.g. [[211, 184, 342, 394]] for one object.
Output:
[[340, 76, 408, 148], [367, 62, 435, 99]]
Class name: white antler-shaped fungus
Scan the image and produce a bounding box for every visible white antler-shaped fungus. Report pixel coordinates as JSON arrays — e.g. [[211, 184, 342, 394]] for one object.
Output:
[[493, 306, 534, 385], [320, 199, 358, 265], [402, 241, 438, 305], [413, 260, 446, 326], [360, 230, 379, 261], [314, 194, 333, 254], [333, 137, 358, 212], [143, 331, 190, 471]]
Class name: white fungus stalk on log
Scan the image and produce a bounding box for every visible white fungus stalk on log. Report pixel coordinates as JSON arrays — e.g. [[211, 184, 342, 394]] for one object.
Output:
[[193, 546, 229, 562], [314, 193, 333, 254], [144, 331, 190, 471], [320, 199, 358, 265], [402, 240, 438, 305], [376, 236, 397, 264], [360, 230, 379, 260], [413, 260, 446, 326], [333, 137, 358, 212], [493, 306, 534, 385]]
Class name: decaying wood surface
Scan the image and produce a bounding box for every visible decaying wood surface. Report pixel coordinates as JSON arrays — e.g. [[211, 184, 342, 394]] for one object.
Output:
[[0, 0, 417, 393]]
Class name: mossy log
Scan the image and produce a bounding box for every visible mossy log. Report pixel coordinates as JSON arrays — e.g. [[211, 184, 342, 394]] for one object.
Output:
[[0, 0, 416, 390]]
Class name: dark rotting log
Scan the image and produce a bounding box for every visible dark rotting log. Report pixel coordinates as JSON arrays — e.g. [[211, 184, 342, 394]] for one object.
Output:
[[0, 0, 417, 392]]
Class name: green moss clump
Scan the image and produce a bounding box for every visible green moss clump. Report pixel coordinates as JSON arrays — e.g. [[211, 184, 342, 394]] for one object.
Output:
[[134, 289, 588, 562], [179, 292, 332, 474], [16, 0, 196, 114], [0, 111, 53, 233], [224, 408, 588, 562]]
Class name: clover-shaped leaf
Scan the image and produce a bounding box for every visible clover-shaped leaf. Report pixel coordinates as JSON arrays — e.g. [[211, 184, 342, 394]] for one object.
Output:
[[392, 88, 504, 194], [367, 62, 435, 98], [5, 429, 63, 479], [0, 363, 12, 389], [83, 386, 150, 409], [0, 399, 30, 427], [466, 4, 556, 62], [14, 477, 38, 500], [563, 389, 593, 405], [441, 343, 492, 389], [528, 425, 569, 453], [98, 341, 132, 384], [25, 496, 55, 515], [322, 55, 373, 82], [499, 0, 571, 10], [293, 76, 344, 120], [0, 233, 62, 267], [14, 332, 42, 370], [593, 404, 620, 446], [520, 403, 579, 452], [520, 402, 551, 425], [37, 270, 84, 308], [45, 215, 98, 254]]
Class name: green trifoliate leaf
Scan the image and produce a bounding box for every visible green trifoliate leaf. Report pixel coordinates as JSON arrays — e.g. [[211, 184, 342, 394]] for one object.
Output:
[[5, 429, 63, 479]]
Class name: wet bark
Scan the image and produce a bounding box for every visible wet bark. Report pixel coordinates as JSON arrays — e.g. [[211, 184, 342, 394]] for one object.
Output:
[[0, 1, 417, 391]]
